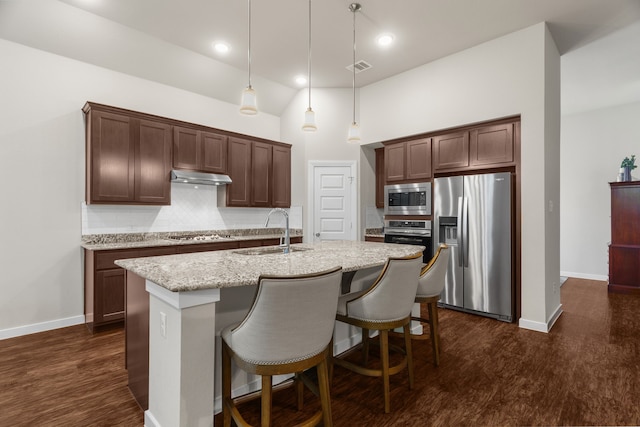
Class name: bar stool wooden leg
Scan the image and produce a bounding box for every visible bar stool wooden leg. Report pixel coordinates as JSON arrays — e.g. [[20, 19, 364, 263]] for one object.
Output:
[[427, 299, 440, 366], [222, 341, 232, 427], [261, 375, 272, 427], [328, 337, 335, 383], [295, 372, 304, 410], [317, 358, 333, 427], [403, 322, 414, 389], [380, 329, 391, 414], [362, 328, 370, 366]]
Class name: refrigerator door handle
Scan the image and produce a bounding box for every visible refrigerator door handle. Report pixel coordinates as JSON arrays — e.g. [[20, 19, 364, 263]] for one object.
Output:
[[457, 196, 463, 267], [463, 197, 469, 268]]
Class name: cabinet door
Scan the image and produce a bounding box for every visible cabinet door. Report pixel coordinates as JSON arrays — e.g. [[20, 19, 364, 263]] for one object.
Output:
[[135, 119, 172, 204], [470, 123, 514, 167], [201, 132, 228, 174], [384, 143, 406, 182], [272, 145, 291, 207], [375, 148, 385, 208], [226, 137, 252, 206], [89, 110, 135, 203], [173, 126, 199, 170], [95, 268, 125, 325], [406, 138, 432, 181], [433, 132, 469, 171], [251, 141, 273, 207]]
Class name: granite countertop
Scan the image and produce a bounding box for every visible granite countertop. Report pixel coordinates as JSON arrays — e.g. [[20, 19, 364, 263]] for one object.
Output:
[[364, 228, 384, 238], [81, 228, 303, 251], [115, 240, 424, 292]]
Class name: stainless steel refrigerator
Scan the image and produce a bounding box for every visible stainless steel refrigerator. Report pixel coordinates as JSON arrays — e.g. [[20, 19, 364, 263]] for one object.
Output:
[[433, 172, 513, 322]]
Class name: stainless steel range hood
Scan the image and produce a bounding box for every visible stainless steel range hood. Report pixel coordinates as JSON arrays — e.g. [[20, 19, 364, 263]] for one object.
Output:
[[170, 170, 232, 186]]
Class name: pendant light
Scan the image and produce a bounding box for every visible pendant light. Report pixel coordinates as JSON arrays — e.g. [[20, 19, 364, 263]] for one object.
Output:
[[302, 0, 317, 131], [240, 0, 257, 115], [347, 3, 361, 143]]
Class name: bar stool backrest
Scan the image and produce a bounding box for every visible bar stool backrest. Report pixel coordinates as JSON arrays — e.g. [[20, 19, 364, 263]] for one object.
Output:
[[346, 254, 422, 322], [224, 267, 343, 365], [417, 244, 450, 298]]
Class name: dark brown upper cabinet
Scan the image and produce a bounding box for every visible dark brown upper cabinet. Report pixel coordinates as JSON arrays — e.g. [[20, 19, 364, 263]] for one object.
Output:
[[250, 141, 272, 207], [384, 138, 432, 183], [84, 102, 291, 207], [226, 137, 291, 208], [84, 104, 171, 205], [432, 131, 470, 172], [173, 126, 228, 174], [469, 123, 514, 167], [272, 144, 292, 208], [375, 148, 385, 208]]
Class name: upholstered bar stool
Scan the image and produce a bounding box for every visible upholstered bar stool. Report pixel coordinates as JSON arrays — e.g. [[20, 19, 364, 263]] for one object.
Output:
[[221, 267, 343, 427], [332, 253, 422, 413], [413, 243, 450, 366]]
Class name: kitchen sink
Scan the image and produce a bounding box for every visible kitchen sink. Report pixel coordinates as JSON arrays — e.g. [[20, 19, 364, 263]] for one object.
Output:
[[233, 246, 312, 256]]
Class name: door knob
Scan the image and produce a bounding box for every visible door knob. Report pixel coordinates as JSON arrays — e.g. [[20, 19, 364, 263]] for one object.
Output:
[[315, 233, 320, 237]]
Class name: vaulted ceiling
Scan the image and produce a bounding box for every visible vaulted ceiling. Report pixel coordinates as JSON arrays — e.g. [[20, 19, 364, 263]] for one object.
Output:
[[1, 0, 639, 115]]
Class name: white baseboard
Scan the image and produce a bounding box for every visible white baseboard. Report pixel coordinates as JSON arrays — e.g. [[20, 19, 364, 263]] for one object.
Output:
[[560, 271, 608, 282], [518, 304, 563, 333], [0, 315, 85, 340], [144, 410, 160, 427]]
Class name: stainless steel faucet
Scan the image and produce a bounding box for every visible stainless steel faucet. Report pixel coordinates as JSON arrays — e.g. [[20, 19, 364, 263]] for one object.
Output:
[[264, 208, 290, 254]]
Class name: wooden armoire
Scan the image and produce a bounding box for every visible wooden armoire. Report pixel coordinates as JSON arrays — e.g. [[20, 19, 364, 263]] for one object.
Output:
[[609, 181, 640, 293]]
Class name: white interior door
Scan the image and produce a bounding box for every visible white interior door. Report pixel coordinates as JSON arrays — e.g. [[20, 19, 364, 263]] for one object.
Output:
[[309, 163, 356, 242]]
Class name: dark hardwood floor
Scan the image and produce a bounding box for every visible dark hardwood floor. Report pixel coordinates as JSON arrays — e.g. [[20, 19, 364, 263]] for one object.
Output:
[[1, 278, 638, 426]]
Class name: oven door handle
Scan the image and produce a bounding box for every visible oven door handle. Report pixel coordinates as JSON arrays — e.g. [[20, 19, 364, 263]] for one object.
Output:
[[389, 236, 423, 244]]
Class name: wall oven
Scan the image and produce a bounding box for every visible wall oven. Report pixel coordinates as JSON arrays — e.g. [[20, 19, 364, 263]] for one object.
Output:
[[384, 220, 433, 263], [384, 182, 431, 216]]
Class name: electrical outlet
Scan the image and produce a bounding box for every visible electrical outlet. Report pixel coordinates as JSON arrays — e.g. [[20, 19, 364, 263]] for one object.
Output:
[[553, 283, 558, 294], [160, 312, 167, 338]]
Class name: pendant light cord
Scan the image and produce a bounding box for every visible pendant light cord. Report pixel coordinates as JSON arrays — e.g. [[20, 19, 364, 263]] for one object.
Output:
[[247, 0, 252, 89], [352, 4, 357, 125], [307, 0, 312, 109]]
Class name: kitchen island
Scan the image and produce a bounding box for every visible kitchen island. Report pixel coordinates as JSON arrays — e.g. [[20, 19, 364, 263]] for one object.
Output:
[[116, 240, 423, 427]]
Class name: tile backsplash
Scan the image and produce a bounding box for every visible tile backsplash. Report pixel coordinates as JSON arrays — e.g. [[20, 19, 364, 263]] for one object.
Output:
[[82, 183, 303, 235], [365, 206, 384, 229]]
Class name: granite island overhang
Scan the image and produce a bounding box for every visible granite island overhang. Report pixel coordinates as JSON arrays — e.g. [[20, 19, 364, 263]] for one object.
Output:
[[115, 240, 424, 427]]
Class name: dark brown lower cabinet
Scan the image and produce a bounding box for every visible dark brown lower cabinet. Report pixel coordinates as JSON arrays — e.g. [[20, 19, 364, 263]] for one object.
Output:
[[85, 246, 176, 332]]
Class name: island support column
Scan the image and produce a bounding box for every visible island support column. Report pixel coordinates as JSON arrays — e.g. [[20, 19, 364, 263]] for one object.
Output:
[[144, 280, 220, 427]]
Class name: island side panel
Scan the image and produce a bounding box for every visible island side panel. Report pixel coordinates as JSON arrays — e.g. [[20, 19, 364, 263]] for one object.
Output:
[[145, 282, 220, 427], [126, 271, 149, 409]]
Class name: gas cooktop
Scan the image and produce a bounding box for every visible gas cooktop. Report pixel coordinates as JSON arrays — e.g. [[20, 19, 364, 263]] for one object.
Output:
[[165, 234, 233, 242]]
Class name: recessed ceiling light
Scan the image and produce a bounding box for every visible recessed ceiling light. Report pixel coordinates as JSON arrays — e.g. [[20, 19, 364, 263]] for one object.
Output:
[[213, 42, 230, 54], [376, 33, 394, 47], [295, 76, 307, 85]]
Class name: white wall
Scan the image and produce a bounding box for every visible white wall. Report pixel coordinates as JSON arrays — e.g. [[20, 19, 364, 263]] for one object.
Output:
[[0, 39, 281, 338], [280, 88, 364, 239], [560, 101, 640, 280], [358, 23, 561, 329]]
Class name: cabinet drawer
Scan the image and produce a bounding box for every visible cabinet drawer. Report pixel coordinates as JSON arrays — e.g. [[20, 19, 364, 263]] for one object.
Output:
[[94, 247, 176, 270]]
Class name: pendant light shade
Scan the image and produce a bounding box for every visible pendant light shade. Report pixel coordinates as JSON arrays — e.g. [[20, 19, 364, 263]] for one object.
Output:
[[347, 122, 360, 142], [302, 107, 317, 132], [302, 0, 317, 132], [347, 3, 361, 143], [240, 86, 257, 115], [240, 0, 257, 115]]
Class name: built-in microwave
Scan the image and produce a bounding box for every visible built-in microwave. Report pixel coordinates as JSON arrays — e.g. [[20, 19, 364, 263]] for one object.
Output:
[[384, 182, 431, 216]]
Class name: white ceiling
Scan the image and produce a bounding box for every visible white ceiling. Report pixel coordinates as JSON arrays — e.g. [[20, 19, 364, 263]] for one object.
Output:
[[1, 0, 640, 115]]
